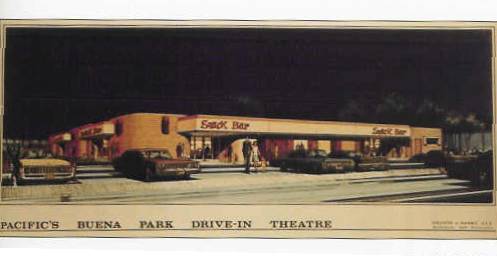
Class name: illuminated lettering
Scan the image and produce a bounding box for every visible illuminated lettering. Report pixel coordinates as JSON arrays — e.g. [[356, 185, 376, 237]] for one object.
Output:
[[372, 127, 407, 136], [200, 120, 250, 130], [80, 127, 103, 137], [200, 120, 228, 129], [232, 121, 250, 130]]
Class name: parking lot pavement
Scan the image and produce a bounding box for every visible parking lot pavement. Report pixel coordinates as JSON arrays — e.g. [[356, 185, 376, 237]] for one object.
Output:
[[76, 165, 122, 179], [1, 168, 446, 203]]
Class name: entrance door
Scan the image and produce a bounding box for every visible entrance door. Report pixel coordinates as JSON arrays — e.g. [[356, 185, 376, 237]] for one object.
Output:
[[332, 140, 342, 152], [263, 139, 293, 161], [212, 137, 236, 161], [308, 140, 318, 150]]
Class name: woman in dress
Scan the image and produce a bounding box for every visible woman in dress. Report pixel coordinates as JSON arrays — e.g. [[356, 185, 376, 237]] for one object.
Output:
[[251, 140, 261, 172]]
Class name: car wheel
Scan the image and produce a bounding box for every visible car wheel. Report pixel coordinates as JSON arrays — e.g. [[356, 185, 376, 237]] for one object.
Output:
[[144, 167, 152, 182], [184, 173, 191, 180], [280, 162, 287, 172], [313, 163, 323, 174], [477, 169, 489, 188]]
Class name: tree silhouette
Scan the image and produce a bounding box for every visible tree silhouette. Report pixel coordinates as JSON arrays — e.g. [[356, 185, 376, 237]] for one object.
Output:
[[415, 99, 446, 127], [374, 93, 411, 124], [338, 100, 369, 122]]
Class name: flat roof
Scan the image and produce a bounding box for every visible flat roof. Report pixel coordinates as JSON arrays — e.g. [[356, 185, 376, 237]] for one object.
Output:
[[177, 114, 417, 138], [178, 114, 412, 128], [48, 112, 441, 139]]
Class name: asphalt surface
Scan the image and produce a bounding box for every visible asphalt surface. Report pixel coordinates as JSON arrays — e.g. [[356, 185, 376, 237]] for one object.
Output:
[[78, 173, 471, 204], [2, 164, 491, 203]]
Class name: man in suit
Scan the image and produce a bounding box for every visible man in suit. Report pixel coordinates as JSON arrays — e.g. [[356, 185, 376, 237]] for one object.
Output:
[[242, 138, 252, 174]]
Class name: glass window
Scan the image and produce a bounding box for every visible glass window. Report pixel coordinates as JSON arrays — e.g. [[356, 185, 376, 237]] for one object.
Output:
[[425, 137, 440, 145], [148, 150, 172, 159], [161, 116, 170, 134], [115, 120, 123, 136], [315, 150, 328, 158], [293, 139, 308, 150]]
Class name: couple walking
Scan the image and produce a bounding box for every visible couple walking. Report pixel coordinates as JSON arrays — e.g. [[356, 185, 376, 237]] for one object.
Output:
[[242, 138, 261, 174]]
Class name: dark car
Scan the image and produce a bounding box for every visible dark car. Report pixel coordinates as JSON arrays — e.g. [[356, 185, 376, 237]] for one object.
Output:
[[409, 150, 447, 167], [329, 151, 389, 171], [112, 148, 201, 181], [280, 149, 355, 174], [446, 150, 493, 188]]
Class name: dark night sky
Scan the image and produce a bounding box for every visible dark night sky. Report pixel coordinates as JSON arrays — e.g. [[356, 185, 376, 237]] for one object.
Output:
[[4, 28, 493, 139]]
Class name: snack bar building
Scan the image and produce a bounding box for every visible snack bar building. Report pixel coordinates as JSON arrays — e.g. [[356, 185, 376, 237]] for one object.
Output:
[[48, 113, 442, 163]]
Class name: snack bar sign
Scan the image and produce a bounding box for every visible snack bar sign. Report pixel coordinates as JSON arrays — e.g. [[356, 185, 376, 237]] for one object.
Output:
[[371, 127, 409, 136], [200, 119, 251, 131], [79, 123, 115, 138], [80, 127, 104, 138]]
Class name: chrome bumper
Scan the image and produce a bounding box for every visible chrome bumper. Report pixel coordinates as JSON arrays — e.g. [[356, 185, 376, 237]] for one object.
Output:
[[154, 168, 201, 176], [20, 172, 75, 180]]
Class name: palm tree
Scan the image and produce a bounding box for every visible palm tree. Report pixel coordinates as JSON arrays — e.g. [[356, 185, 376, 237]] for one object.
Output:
[[444, 112, 485, 154]]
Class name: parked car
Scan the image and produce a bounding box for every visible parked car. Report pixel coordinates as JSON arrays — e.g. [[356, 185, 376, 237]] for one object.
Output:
[[6, 158, 76, 185], [409, 150, 448, 169], [424, 150, 447, 167], [112, 148, 201, 181], [445, 150, 493, 188], [329, 151, 389, 171], [280, 149, 355, 174]]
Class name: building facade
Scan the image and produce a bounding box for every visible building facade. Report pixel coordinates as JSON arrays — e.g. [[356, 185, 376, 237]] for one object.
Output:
[[48, 113, 442, 163]]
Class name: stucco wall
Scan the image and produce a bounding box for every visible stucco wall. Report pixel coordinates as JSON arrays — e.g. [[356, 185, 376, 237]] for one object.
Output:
[[410, 127, 443, 154], [108, 113, 190, 159]]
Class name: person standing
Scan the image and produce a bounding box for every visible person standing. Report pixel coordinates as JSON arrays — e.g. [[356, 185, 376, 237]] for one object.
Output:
[[274, 144, 279, 160], [242, 138, 252, 174], [251, 140, 261, 172], [203, 145, 211, 161], [176, 143, 184, 159]]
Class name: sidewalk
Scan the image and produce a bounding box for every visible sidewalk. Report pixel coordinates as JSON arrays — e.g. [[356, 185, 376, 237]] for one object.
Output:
[[198, 159, 244, 168], [1, 168, 444, 202]]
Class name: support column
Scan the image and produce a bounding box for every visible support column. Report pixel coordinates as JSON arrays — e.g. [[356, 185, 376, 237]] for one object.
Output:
[[192, 136, 197, 159], [201, 137, 206, 160]]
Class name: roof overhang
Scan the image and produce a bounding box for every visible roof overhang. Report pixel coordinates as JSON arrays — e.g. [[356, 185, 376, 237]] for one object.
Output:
[[177, 115, 411, 138], [51, 133, 72, 143], [79, 122, 115, 139]]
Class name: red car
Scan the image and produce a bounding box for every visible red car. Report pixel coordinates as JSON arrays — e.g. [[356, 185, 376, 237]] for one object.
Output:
[[112, 148, 201, 181]]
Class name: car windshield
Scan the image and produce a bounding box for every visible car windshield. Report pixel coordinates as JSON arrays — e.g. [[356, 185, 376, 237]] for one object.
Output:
[[309, 150, 328, 158], [23, 150, 54, 159], [330, 151, 356, 158], [145, 150, 172, 159]]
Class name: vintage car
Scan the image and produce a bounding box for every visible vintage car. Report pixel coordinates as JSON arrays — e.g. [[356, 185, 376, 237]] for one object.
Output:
[[329, 151, 389, 171], [5, 158, 76, 185], [409, 150, 447, 167], [112, 148, 201, 181], [445, 150, 493, 188], [280, 149, 355, 174]]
